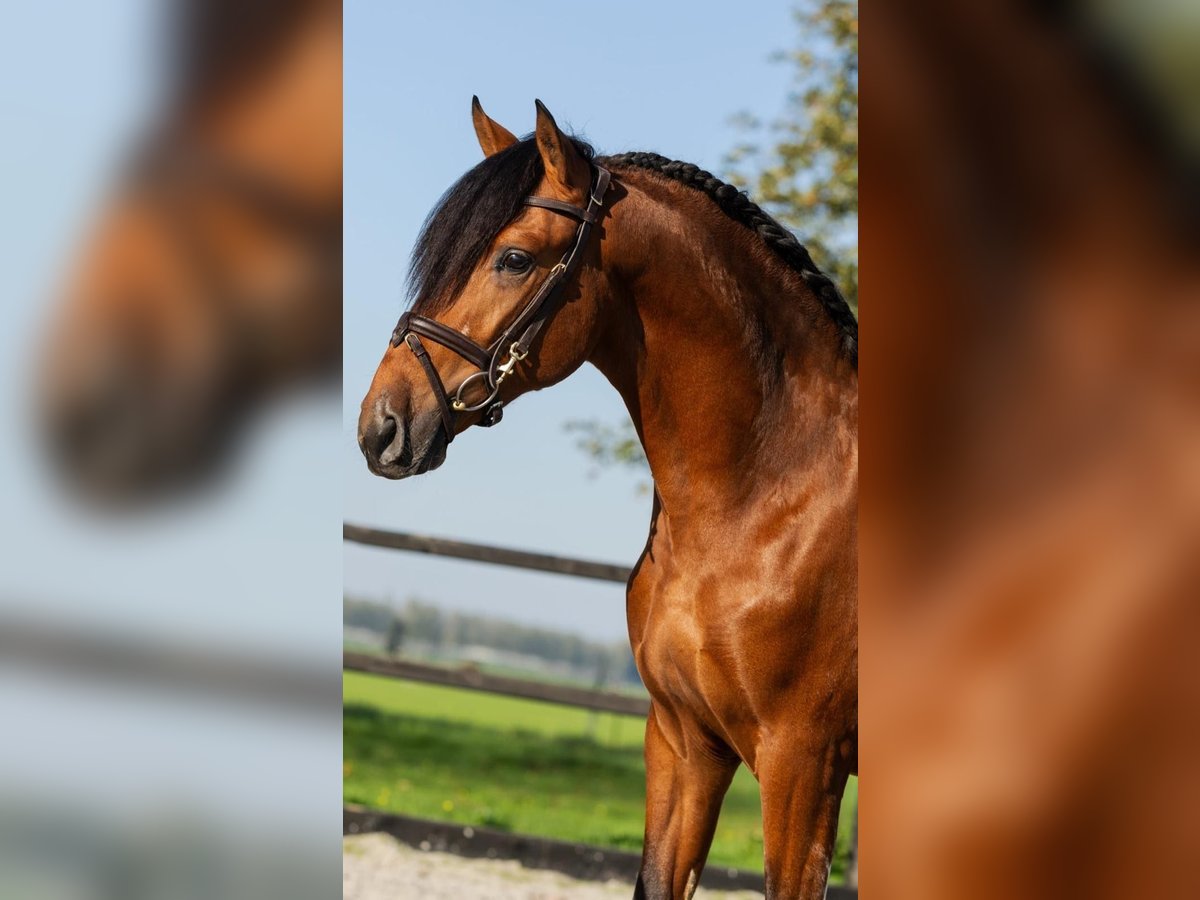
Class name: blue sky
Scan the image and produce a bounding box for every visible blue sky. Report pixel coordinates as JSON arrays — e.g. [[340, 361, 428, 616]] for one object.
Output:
[[344, 0, 801, 641]]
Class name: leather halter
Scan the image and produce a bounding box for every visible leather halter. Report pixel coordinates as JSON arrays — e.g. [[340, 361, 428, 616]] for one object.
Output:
[[391, 164, 611, 441]]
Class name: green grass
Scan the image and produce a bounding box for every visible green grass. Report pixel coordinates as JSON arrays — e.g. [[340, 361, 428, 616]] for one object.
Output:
[[344, 671, 858, 879], [344, 666, 645, 746]]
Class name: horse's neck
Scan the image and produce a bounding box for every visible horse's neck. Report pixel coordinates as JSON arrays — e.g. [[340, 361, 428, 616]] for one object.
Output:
[[591, 175, 858, 535]]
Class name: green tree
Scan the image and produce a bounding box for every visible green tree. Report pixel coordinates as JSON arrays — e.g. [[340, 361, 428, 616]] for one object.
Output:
[[564, 418, 648, 478], [725, 0, 858, 311], [569, 1, 858, 476]]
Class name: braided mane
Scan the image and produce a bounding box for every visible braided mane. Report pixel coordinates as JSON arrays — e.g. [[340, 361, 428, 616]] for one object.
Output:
[[601, 152, 858, 367]]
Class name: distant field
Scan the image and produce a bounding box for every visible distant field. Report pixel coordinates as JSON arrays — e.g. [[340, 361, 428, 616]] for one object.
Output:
[[344, 671, 858, 879]]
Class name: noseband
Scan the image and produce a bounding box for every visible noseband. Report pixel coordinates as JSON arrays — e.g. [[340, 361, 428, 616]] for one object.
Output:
[[390, 165, 611, 441]]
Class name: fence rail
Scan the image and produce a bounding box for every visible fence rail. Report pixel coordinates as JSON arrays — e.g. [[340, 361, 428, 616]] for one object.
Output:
[[2, 616, 337, 711], [343, 522, 633, 583], [344, 652, 648, 716]]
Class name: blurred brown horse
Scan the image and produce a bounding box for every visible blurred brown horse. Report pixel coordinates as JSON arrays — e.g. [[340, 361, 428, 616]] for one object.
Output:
[[39, 0, 341, 501], [360, 99, 858, 899], [863, 2, 1200, 899]]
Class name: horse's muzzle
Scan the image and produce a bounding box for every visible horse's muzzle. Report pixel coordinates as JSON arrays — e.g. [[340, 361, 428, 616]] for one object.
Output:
[[359, 404, 447, 480]]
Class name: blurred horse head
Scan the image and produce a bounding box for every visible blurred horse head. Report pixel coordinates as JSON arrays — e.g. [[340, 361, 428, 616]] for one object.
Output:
[[864, 3, 1200, 898], [39, 0, 341, 503]]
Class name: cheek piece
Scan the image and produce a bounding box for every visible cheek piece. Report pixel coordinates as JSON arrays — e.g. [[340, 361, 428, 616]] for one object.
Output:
[[390, 165, 611, 441]]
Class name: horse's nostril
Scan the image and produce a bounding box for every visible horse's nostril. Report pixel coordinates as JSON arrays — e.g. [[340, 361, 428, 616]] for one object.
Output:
[[378, 415, 397, 453], [363, 412, 404, 467]]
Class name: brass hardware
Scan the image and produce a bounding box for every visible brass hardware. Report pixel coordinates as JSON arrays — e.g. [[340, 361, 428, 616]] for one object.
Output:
[[495, 342, 529, 386]]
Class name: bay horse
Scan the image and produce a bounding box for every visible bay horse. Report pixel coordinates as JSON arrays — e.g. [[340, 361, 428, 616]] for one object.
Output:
[[358, 99, 858, 899], [38, 0, 341, 501], [863, 2, 1200, 898]]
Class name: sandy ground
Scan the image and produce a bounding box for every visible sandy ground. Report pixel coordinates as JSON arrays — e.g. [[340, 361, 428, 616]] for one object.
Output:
[[343, 833, 765, 900]]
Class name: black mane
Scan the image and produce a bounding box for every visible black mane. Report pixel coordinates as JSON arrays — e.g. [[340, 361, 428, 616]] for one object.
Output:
[[408, 136, 595, 314]]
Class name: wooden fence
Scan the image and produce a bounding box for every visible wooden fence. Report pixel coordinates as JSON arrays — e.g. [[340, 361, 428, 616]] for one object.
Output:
[[343, 521, 646, 712], [343, 651, 649, 716], [343, 522, 633, 583]]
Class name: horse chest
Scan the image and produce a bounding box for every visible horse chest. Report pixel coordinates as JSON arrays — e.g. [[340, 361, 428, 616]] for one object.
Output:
[[630, 572, 766, 749]]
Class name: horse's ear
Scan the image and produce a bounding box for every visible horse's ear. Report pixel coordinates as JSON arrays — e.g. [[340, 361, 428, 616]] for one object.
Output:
[[471, 96, 518, 157], [533, 99, 590, 198]]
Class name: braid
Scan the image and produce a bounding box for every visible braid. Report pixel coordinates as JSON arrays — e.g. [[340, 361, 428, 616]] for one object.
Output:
[[601, 152, 858, 366]]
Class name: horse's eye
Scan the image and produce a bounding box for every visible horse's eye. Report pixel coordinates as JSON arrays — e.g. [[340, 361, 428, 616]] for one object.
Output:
[[498, 249, 533, 273]]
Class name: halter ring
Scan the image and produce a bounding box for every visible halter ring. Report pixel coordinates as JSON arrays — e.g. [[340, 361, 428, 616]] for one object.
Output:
[[450, 370, 495, 412]]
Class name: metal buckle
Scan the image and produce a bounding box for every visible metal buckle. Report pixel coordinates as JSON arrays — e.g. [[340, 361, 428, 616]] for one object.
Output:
[[450, 344, 527, 413], [495, 342, 528, 384]]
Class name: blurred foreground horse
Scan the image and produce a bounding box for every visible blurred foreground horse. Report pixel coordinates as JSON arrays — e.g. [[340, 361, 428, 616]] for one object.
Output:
[[864, 2, 1200, 898], [360, 99, 858, 899], [39, 0, 341, 501]]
